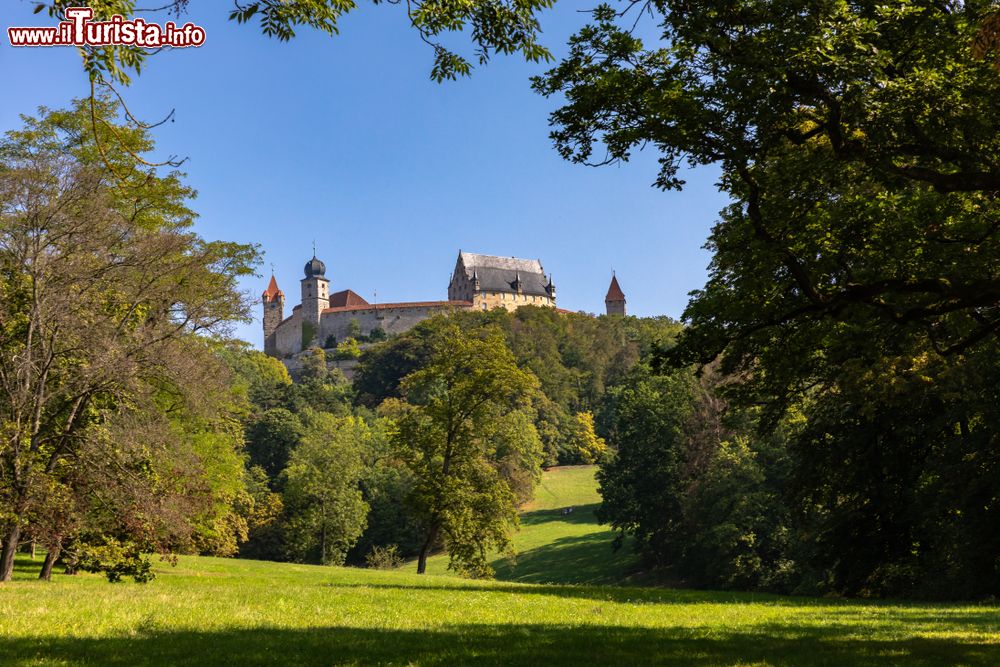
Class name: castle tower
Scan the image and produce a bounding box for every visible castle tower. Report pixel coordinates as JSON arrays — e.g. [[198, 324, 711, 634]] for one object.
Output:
[[605, 273, 626, 316], [300, 254, 330, 347], [262, 275, 284, 356]]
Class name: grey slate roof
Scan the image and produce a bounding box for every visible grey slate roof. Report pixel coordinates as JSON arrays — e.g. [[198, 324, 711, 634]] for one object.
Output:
[[459, 252, 553, 297]]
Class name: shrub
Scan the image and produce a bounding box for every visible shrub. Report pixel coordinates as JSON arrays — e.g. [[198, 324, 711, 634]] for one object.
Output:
[[365, 544, 403, 570]]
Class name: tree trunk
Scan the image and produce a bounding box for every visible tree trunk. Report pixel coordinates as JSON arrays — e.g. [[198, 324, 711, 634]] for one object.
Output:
[[320, 502, 328, 565], [39, 542, 61, 581], [416, 522, 440, 575], [30, 540, 36, 560], [0, 524, 22, 582]]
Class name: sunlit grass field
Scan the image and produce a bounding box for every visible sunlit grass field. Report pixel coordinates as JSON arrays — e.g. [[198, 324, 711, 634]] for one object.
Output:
[[2, 465, 999, 665]]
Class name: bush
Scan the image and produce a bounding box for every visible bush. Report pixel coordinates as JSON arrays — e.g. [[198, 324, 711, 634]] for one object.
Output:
[[70, 536, 155, 583], [333, 337, 362, 360], [365, 544, 403, 570]]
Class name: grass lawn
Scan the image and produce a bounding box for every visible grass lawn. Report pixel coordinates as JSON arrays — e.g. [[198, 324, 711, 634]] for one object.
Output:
[[412, 465, 644, 584], [2, 553, 999, 665], [2, 465, 999, 665]]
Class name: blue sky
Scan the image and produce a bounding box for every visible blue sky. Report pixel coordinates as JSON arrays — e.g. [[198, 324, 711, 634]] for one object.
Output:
[[1, 2, 727, 348]]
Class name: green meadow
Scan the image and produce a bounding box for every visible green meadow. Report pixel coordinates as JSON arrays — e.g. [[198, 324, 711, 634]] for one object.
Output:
[[414, 464, 643, 584], [1, 465, 998, 666]]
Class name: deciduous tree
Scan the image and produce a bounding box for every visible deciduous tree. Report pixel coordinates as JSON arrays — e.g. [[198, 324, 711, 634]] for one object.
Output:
[[0, 98, 258, 580], [393, 322, 539, 577]]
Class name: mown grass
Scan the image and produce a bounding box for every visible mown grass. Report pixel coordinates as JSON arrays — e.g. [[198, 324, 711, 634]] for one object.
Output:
[[2, 553, 999, 665], [414, 465, 644, 584], [3, 465, 999, 665]]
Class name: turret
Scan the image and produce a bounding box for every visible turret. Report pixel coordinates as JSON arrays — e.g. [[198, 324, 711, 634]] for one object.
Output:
[[545, 274, 556, 300], [605, 273, 626, 316], [300, 254, 330, 347], [262, 275, 284, 356], [510, 271, 523, 294]]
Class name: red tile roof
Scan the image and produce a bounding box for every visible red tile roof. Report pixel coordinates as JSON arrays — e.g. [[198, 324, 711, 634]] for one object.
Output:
[[329, 289, 370, 308], [262, 275, 283, 302], [605, 275, 626, 302], [322, 300, 472, 314]]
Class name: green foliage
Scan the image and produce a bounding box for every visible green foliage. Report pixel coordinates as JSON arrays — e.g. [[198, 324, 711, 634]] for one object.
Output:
[[43, 0, 553, 85], [488, 410, 544, 506], [596, 365, 695, 563], [71, 536, 155, 583], [282, 413, 369, 565], [333, 337, 362, 360], [682, 436, 792, 591], [355, 308, 681, 465], [351, 461, 425, 564], [564, 412, 608, 465], [0, 99, 259, 580], [597, 363, 795, 591], [392, 322, 540, 577], [221, 346, 292, 410], [244, 409, 303, 485], [534, 1, 1000, 598], [300, 321, 316, 351]]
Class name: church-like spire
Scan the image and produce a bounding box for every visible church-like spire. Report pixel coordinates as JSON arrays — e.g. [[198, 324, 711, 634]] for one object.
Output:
[[262, 275, 283, 302], [605, 274, 625, 302], [605, 273, 626, 316]]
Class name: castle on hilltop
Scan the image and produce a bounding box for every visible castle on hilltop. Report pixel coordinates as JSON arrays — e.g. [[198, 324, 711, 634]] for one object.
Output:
[[263, 251, 626, 359]]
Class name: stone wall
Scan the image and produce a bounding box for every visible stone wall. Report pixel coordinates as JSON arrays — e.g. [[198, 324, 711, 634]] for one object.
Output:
[[606, 299, 626, 316], [318, 303, 472, 346], [273, 308, 303, 358]]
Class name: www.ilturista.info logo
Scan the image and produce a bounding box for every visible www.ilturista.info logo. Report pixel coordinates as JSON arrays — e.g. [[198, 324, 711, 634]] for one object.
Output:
[[8, 7, 205, 48]]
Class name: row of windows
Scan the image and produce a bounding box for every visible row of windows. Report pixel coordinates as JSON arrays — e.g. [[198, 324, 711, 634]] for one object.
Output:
[[498, 292, 549, 303]]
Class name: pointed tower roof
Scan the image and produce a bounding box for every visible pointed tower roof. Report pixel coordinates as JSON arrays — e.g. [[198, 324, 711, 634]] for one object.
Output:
[[605, 274, 625, 302], [263, 275, 284, 302]]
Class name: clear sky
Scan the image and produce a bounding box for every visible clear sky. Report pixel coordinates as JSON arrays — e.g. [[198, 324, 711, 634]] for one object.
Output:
[[1, 2, 727, 348]]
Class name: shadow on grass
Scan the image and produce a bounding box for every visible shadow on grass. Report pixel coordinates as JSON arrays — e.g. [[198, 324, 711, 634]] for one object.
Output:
[[326, 580, 1000, 623], [490, 502, 640, 586], [518, 502, 605, 528], [3, 622, 999, 666], [493, 532, 629, 585]]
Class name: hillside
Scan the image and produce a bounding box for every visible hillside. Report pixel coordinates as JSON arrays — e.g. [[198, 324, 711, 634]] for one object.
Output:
[[413, 465, 642, 584], [3, 553, 999, 665]]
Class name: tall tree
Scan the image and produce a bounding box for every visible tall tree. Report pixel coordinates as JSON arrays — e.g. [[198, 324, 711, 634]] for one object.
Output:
[[282, 413, 369, 565], [535, 0, 1000, 374], [535, 1, 1000, 596], [0, 98, 258, 581], [393, 322, 539, 577]]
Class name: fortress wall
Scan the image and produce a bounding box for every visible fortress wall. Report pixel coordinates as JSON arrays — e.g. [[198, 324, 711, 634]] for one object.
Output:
[[274, 310, 303, 358], [319, 304, 472, 345]]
